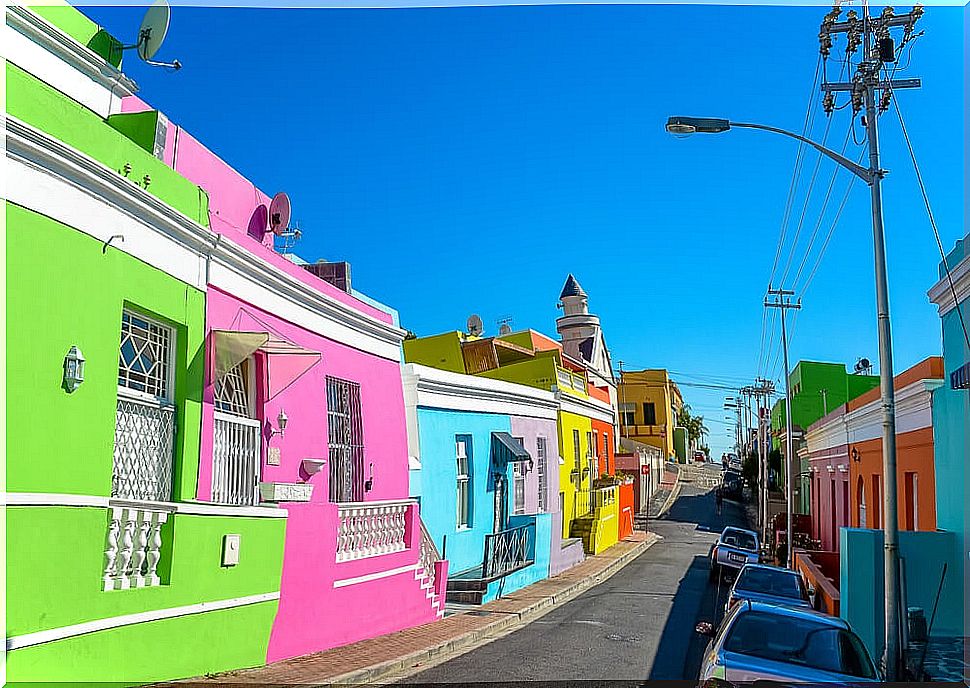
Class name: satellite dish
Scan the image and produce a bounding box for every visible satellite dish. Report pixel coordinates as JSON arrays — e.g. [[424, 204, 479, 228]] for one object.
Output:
[[269, 192, 292, 236], [137, 0, 171, 61], [859, 357, 871, 369], [247, 204, 269, 240], [498, 323, 512, 336], [466, 314, 483, 337]]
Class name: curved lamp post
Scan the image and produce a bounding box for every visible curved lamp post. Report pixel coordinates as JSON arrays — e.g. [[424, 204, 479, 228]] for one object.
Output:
[[666, 111, 902, 677]]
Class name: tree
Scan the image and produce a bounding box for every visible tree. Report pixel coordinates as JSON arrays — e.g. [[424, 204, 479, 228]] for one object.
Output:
[[676, 403, 709, 449], [742, 449, 759, 489]]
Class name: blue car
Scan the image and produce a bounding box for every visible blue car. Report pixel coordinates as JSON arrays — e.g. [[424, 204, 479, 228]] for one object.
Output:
[[697, 601, 881, 685], [725, 563, 812, 614]]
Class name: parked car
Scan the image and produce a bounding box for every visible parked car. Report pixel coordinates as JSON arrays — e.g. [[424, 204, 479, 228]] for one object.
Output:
[[696, 601, 880, 684], [710, 527, 760, 580], [725, 563, 812, 613], [721, 471, 743, 501]]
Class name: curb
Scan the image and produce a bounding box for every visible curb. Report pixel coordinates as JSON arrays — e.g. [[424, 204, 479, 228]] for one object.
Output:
[[327, 533, 662, 686]]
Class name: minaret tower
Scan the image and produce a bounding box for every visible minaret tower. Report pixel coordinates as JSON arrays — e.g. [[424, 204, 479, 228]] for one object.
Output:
[[556, 274, 600, 354]]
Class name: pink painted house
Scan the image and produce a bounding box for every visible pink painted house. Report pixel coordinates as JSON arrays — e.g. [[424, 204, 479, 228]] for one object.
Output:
[[121, 96, 447, 663]]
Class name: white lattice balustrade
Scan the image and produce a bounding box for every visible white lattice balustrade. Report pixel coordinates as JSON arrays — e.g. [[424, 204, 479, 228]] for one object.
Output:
[[336, 500, 412, 562], [103, 504, 172, 591]]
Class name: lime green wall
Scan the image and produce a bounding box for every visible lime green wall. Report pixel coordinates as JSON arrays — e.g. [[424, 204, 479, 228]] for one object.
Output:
[[29, 3, 123, 67], [477, 357, 559, 391], [6, 63, 209, 226], [7, 203, 205, 499], [107, 110, 162, 156], [403, 332, 467, 373]]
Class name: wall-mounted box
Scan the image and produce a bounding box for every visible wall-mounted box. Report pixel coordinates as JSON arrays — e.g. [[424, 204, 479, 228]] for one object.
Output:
[[222, 534, 241, 567]]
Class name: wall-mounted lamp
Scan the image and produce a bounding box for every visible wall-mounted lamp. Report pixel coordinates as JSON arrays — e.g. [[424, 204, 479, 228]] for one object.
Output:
[[63, 346, 85, 392], [838, 464, 848, 474], [270, 409, 288, 438], [850, 447, 860, 462], [364, 463, 374, 492]]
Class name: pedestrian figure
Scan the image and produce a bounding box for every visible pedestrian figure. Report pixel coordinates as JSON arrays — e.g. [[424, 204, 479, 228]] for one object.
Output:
[[715, 486, 723, 515]]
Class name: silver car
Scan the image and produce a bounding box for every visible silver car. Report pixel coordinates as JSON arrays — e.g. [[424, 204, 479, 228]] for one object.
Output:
[[710, 527, 760, 579], [697, 601, 881, 685], [725, 563, 812, 613]]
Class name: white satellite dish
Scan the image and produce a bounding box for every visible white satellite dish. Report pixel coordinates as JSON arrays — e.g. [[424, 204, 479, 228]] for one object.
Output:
[[498, 323, 512, 336], [118, 0, 181, 70], [138, 0, 171, 60], [466, 314, 483, 337]]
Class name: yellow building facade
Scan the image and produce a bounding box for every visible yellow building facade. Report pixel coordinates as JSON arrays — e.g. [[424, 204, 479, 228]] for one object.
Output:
[[617, 369, 684, 461]]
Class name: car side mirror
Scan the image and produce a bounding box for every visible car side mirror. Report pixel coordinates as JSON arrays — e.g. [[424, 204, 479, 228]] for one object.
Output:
[[695, 621, 715, 637]]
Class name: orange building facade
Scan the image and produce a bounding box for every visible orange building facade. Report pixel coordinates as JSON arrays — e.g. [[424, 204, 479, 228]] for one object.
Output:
[[804, 357, 943, 551]]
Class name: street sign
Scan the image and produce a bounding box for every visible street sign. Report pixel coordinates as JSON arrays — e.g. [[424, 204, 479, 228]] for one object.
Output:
[[641, 464, 650, 476]]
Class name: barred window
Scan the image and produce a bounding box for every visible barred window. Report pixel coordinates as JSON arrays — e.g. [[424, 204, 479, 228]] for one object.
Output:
[[328, 376, 364, 503], [536, 437, 548, 512], [118, 310, 172, 399], [215, 359, 253, 417]]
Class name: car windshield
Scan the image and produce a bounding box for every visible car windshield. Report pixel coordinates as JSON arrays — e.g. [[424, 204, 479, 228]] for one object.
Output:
[[736, 568, 805, 600], [721, 529, 757, 551], [723, 611, 876, 679]]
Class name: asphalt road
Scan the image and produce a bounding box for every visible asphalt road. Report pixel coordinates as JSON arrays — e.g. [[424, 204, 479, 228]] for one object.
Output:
[[400, 463, 750, 684]]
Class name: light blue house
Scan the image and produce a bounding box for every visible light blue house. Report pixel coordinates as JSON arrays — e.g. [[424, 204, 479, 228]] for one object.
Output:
[[403, 364, 559, 604]]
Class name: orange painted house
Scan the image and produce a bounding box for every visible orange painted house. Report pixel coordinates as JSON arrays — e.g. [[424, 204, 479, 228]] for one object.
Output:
[[804, 357, 944, 551]]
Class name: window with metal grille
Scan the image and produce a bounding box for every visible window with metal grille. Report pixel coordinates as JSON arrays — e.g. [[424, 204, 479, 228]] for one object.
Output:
[[603, 432, 610, 472], [327, 376, 364, 503], [512, 437, 526, 515], [214, 359, 253, 417], [536, 437, 547, 512], [113, 309, 175, 502], [212, 358, 260, 506], [118, 310, 172, 398], [456, 436, 471, 528]]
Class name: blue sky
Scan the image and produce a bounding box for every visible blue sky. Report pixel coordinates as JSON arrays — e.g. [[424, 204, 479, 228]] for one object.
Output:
[[83, 3, 964, 458]]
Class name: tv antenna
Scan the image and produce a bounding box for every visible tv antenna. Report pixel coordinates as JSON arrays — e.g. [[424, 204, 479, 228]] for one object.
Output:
[[466, 314, 483, 337], [115, 0, 182, 70]]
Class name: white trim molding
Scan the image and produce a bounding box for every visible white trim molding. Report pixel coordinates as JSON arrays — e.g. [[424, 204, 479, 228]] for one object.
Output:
[[927, 247, 970, 316], [558, 391, 616, 425], [403, 364, 560, 419], [5, 493, 289, 519], [6, 592, 279, 650], [6, 6, 138, 118], [6, 117, 406, 361], [333, 563, 419, 589]]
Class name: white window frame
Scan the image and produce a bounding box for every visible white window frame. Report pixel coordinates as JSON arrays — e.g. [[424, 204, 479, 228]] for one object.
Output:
[[512, 436, 526, 516], [619, 402, 636, 427], [214, 356, 257, 419], [117, 309, 176, 405], [536, 436, 548, 513]]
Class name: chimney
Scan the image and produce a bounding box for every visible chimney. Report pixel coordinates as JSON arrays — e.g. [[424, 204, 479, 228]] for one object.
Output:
[[303, 261, 352, 293]]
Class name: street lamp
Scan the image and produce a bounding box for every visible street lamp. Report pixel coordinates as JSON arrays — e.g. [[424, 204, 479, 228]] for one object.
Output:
[[668, 102, 902, 674]]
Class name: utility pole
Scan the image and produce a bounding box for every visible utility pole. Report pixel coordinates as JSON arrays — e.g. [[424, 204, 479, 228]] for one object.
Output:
[[618, 361, 628, 441], [753, 377, 775, 542], [765, 287, 801, 571], [819, 5, 923, 678]]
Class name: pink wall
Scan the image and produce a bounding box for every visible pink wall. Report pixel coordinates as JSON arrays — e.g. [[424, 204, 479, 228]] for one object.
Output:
[[118, 96, 396, 326], [809, 447, 850, 552]]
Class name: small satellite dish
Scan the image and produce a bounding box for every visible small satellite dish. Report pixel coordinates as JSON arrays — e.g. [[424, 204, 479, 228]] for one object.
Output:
[[498, 323, 512, 336], [466, 314, 483, 337], [247, 204, 268, 240], [137, 0, 171, 61], [269, 192, 292, 236]]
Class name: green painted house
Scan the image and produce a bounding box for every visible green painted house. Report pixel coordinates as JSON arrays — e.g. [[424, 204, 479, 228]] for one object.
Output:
[[770, 361, 879, 514], [6, 5, 286, 683]]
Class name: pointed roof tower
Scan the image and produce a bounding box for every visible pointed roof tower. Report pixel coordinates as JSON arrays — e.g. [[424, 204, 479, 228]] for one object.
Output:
[[559, 274, 587, 300]]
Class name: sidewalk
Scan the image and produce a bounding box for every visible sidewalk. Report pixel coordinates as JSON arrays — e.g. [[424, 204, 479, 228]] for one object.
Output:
[[171, 531, 661, 686], [646, 462, 681, 519]]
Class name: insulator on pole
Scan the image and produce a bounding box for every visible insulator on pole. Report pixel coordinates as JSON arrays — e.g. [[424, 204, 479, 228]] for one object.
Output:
[[879, 89, 892, 113], [823, 92, 836, 115]]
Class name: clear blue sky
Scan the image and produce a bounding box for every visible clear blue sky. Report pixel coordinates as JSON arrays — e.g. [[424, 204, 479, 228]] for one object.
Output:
[[84, 3, 964, 458]]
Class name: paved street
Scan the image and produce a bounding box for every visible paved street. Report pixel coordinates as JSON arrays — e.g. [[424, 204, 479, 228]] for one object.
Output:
[[401, 463, 748, 683]]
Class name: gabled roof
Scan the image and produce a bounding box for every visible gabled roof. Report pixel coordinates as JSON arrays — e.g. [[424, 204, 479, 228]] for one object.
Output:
[[559, 273, 587, 299]]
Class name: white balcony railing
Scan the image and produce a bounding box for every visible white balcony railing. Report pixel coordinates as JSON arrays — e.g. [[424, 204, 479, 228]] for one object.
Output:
[[418, 517, 441, 591], [336, 500, 411, 562], [555, 367, 587, 393], [112, 395, 175, 502], [103, 503, 172, 591], [212, 412, 261, 506]]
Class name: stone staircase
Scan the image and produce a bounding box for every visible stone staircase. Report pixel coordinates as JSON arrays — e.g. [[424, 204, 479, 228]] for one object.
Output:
[[569, 514, 598, 554], [417, 519, 446, 619]]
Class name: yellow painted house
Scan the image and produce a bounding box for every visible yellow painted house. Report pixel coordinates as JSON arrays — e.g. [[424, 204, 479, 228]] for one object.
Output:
[[617, 369, 684, 461]]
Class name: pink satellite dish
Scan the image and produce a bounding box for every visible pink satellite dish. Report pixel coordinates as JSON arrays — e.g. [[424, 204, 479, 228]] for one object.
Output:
[[269, 192, 291, 236], [247, 204, 268, 240]]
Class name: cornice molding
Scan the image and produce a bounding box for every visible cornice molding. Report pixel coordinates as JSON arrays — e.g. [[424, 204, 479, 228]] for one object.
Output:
[[7, 6, 138, 97], [927, 252, 970, 316], [558, 391, 616, 425], [402, 364, 559, 420], [7, 117, 406, 360]]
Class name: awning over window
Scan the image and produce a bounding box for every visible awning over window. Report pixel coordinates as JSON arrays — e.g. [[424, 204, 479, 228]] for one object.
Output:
[[213, 329, 321, 400], [491, 432, 531, 463]]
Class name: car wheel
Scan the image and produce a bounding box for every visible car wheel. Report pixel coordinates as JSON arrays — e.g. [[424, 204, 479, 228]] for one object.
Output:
[[708, 562, 718, 582]]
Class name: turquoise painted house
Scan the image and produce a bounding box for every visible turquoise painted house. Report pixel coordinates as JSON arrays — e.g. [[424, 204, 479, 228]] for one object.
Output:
[[403, 364, 559, 604]]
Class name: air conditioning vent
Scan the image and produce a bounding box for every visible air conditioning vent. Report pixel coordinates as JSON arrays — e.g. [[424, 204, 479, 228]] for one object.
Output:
[[303, 261, 352, 293]]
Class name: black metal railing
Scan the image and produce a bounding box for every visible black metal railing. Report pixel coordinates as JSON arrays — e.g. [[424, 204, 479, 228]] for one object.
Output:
[[482, 523, 534, 579]]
